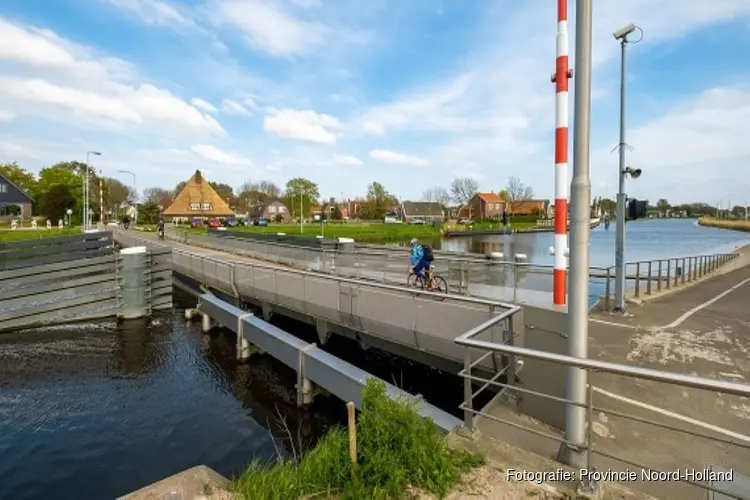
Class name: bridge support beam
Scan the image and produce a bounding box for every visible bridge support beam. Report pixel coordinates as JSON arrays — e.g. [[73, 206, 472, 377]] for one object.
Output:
[[261, 302, 273, 322], [236, 312, 255, 360], [201, 312, 213, 333], [297, 343, 316, 407], [315, 318, 331, 345]]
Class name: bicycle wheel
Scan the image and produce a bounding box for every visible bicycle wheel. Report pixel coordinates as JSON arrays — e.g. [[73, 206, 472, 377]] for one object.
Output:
[[432, 275, 449, 293], [407, 273, 423, 288]]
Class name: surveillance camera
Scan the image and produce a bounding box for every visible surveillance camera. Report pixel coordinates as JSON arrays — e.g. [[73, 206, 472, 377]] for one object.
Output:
[[613, 23, 636, 40]]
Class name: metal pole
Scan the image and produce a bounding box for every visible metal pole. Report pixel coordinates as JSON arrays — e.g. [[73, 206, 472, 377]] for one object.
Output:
[[300, 192, 304, 234], [614, 38, 628, 312], [552, 0, 572, 306], [85, 153, 90, 230], [558, 0, 592, 471]]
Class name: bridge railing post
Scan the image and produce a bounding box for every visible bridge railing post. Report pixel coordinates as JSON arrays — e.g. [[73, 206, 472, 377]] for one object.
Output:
[[646, 261, 652, 295], [634, 262, 641, 298], [673, 259, 679, 288], [681, 258, 686, 284], [657, 260, 662, 292], [604, 267, 611, 311], [665, 260, 671, 290], [463, 346, 473, 431]]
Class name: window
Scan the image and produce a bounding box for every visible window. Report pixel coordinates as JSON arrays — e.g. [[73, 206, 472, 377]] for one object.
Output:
[[189, 202, 200, 211], [0, 183, 7, 193], [201, 202, 212, 211], [279, 206, 286, 213], [268, 205, 276, 213]]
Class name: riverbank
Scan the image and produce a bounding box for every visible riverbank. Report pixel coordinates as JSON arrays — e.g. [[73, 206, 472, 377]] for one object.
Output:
[[698, 216, 750, 233], [0, 227, 81, 242]]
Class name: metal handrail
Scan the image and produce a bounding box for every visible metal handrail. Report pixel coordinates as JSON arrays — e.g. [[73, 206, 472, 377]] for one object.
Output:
[[455, 336, 750, 498]]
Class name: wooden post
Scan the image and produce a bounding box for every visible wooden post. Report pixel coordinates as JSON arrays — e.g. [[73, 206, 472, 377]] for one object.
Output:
[[346, 402, 357, 475]]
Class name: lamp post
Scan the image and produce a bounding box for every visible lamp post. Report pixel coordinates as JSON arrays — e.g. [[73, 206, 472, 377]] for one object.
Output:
[[612, 23, 642, 313], [119, 170, 137, 226], [557, 0, 593, 475], [85, 151, 101, 230]]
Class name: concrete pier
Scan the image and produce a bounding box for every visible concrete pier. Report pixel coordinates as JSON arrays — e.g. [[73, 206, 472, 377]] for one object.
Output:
[[118, 246, 148, 320]]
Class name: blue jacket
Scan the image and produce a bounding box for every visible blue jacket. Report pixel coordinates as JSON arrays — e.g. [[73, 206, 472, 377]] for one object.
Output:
[[410, 245, 424, 266]]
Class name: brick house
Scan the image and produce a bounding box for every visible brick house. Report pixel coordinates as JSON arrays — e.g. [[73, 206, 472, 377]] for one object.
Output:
[[457, 193, 505, 221], [250, 199, 291, 222], [0, 171, 33, 221], [400, 201, 444, 222], [508, 199, 549, 216]]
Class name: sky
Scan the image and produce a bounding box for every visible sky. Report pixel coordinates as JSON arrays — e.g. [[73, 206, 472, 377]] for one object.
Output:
[[0, 0, 749, 206]]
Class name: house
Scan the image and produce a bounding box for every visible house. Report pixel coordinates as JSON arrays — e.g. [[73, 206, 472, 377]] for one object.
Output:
[[507, 199, 549, 216], [249, 199, 291, 222], [400, 201, 444, 222], [162, 170, 234, 222], [0, 171, 33, 221], [457, 193, 505, 221], [319, 197, 350, 219]]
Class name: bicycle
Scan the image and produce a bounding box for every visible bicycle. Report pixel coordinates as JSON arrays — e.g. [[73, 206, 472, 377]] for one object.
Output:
[[407, 267, 448, 293]]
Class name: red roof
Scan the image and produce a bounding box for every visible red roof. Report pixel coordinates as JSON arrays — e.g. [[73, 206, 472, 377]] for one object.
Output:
[[477, 192, 503, 203]]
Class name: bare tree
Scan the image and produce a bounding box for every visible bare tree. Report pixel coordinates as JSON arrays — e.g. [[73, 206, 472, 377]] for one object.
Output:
[[433, 187, 451, 208], [450, 178, 479, 205], [422, 188, 435, 202], [505, 176, 534, 214]]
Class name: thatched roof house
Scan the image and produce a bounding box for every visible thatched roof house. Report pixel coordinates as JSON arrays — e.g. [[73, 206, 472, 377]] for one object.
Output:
[[162, 170, 234, 220]]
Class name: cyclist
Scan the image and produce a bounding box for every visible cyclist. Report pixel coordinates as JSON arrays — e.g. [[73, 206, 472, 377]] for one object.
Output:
[[409, 238, 434, 280], [157, 218, 165, 239]]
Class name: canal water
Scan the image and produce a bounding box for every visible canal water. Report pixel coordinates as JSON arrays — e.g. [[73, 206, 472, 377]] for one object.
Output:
[[0, 296, 468, 500], [439, 218, 750, 266]]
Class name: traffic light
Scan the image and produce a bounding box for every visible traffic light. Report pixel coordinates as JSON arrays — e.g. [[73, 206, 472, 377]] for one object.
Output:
[[628, 199, 648, 220]]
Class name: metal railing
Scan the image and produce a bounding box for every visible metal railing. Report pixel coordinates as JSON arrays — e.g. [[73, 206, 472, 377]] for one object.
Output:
[[166, 227, 740, 309], [455, 332, 750, 498], [601, 253, 739, 311]]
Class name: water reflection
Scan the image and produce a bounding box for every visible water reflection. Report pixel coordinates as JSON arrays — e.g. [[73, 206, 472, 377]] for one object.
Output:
[[0, 306, 343, 500]]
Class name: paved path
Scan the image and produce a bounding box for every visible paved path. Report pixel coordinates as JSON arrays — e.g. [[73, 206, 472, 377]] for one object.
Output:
[[480, 264, 750, 500]]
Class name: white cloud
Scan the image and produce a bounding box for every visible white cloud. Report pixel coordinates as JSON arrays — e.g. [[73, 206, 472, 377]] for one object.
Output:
[[102, 0, 194, 27], [189, 144, 252, 165], [243, 97, 258, 109], [191, 97, 217, 112], [369, 149, 427, 166], [0, 141, 38, 159], [0, 110, 15, 122], [214, 0, 327, 56], [221, 99, 250, 115], [263, 107, 341, 144], [333, 154, 362, 166], [0, 17, 223, 135]]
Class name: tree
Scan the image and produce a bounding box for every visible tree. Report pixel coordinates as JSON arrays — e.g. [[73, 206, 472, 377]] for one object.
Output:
[[331, 205, 343, 220], [599, 198, 616, 216], [359, 181, 397, 220], [40, 184, 76, 221], [209, 181, 235, 205], [142, 187, 172, 207], [497, 189, 509, 202], [505, 176, 534, 214], [423, 186, 451, 208], [283, 177, 320, 218], [37, 166, 84, 208], [656, 199, 671, 215], [0, 162, 37, 197], [450, 178, 479, 205]]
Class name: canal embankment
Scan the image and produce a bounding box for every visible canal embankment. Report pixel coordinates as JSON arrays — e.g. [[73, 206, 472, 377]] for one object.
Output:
[[698, 216, 750, 233]]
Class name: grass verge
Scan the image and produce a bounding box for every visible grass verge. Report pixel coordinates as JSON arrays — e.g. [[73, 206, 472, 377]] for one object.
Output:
[[0, 227, 82, 242], [698, 216, 750, 233], [233, 379, 483, 499]]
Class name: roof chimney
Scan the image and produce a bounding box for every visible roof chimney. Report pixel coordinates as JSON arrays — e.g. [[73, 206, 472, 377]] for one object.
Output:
[[194, 170, 202, 183]]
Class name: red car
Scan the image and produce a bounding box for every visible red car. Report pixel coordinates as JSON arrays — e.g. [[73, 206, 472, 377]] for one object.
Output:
[[208, 219, 222, 228]]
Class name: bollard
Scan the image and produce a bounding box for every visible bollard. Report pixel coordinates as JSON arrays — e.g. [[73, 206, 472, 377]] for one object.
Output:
[[118, 246, 148, 319]]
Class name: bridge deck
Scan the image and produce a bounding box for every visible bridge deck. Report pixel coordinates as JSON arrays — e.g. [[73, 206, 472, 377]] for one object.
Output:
[[478, 263, 750, 500]]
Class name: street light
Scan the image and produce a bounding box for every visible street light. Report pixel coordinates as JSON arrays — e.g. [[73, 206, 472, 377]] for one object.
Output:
[[612, 22, 643, 313], [119, 170, 137, 225], [85, 151, 101, 230]]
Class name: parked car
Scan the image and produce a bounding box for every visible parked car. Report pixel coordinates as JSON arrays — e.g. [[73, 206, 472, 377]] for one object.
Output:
[[224, 218, 243, 227], [384, 216, 403, 224], [254, 218, 269, 227], [410, 217, 425, 225], [208, 219, 222, 228], [190, 218, 203, 228]]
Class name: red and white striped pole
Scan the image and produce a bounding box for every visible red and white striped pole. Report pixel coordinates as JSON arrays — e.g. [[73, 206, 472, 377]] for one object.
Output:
[[99, 171, 104, 225], [551, 0, 573, 305]]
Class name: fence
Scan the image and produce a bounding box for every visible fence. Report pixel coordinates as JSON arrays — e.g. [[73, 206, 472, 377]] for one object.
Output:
[[455, 325, 750, 498], [0, 232, 118, 332], [601, 253, 739, 311], [166, 227, 739, 308]]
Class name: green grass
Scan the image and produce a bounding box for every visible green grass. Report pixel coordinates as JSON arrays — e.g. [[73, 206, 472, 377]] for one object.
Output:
[[233, 379, 483, 500], [0, 227, 82, 242]]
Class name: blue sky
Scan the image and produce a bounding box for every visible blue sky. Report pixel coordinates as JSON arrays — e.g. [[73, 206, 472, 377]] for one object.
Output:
[[0, 0, 749, 206]]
